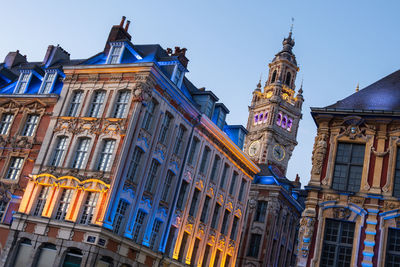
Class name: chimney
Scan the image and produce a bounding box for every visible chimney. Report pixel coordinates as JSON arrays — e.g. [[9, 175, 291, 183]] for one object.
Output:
[[104, 16, 132, 54], [4, 50, 27, 68], [43, 45, 70, 67], [171, 46, 189, 68]]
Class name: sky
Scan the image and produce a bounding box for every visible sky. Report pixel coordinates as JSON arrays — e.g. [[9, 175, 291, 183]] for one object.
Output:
[[2, 0, 400, 186]]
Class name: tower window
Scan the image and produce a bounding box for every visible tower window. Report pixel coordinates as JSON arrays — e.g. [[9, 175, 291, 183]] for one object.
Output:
[[285, 72, 291, 86], [271, 70, 277, 83], [276, 113, 282, 126], [281, 115, 287, 128], [287, 119, 293, 131], [254, 114, 258, 124], [259, 113, 263, 123]]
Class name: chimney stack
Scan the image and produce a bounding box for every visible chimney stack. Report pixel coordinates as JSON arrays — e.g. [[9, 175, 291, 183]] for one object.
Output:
[[104, 16, 132, 54], [120, 16, 126, 27], [125, 20, 131, 31]]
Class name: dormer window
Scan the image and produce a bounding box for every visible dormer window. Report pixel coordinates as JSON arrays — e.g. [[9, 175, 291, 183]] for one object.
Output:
[[172, 65, 184, 86], [108, 45, 123, 64], [40, 72, 57, 94], [15, 72, 31, 94]]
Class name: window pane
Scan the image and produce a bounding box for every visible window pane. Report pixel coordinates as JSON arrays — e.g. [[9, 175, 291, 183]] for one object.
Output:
[[0, 114, 13, 134]]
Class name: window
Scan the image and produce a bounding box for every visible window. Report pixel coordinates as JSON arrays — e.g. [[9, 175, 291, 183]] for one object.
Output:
[[238, 179, 246, 201], [200, 196, 211, 223], [133, 210, 146, 242], [113, 199, 129, 234], [63, 248, 83, 267], [187, 137, 200, 165], [0, 113, 13, 134], [393, 147, 400, 197], [108, 45, 122, 64], [254, 201, 268, 222], [161, 170, 175, 202], [276, 112, 282, 126], [158, 113, 172, 144], [285, 72, 291, 86], [144, 159, 160, 192], [176, 181, 188, 210], [178, 232, 189, 262], [15, 73, 30, 94], [173, 125, 186, 155], [5, 157, 24, 180], [332, 143, 365, 192], [127, 147, 144, 183], [191, 238, 200, 267], [202, 245, 211, 267], [71, 138, 90, 169], [21, 114, 39, 136], [14, 239, 33, 267], [211, 203, 221, 229], [220, 164, 230, 188], [79, 192, 99, 224], [113, 91, 130, 118], [50, 136, 68, 167], [320, 219, 355, 266], [229, 171, 238, 195], [199, 147, 211, 174], [33, 186, 50, 216], [67, 91, 83, 117], [142, 99, 157, 131], [188, 189, 200, 216], [386, 228, 400, 266], [173, 66, 183, 85], [36, 243, 57, 267], [149, 220, 162, 249], [41, 72, 57, 94], [210, 155, 221, 181], [55, 189, 73, 220], [87, 90, 106, 117], [247, 234, 262, 258], [0, 201, 7, 222], [97, 139, 115, 171], [230, 216, 239, 240], [224, 255, 232, 267], [220, 210, 230, 235], [271, 70, 277, 83], [214, 250, 221, 267]]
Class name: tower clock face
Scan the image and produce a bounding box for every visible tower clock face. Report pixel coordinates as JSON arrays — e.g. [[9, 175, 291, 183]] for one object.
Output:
[[248, 140, 261, 157], [273, 144, 285, 161]]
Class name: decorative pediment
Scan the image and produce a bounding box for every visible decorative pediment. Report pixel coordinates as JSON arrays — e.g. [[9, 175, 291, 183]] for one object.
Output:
[[0, 99, 21, 111], [23, 99, 47, 111]]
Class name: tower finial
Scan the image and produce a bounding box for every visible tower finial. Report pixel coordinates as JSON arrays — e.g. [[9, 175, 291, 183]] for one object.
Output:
[[356, 82, 359, 92], [290, 17, 294, 36], [298, 78, 303, 94]]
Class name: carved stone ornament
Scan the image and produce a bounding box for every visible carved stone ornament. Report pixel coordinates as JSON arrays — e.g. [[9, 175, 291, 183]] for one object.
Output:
[[332, 207, 351, 220], [248, 196, 257, 210], [298, 216, 315, 258], [384, 201, 400, 211], [371, 146, 390, 157], [0, 182, 12, 203], [311, 133, 328, 175], [338, 125, 366, 140]]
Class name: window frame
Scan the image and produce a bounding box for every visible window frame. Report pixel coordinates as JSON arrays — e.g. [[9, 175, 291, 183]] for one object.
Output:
[[40, 72, 57, 94], [21, 114, 40, 136], [66, 90, 84, 117], [50, 136, 68, 167], [112, 90, 131, 118], [0, 113, 14, 135], [5, 156, 24, 180], [87, 90, 106, 118], [97, 139, 116, 172], [71, 138, 91, 169], [15, 72, 32, 94]]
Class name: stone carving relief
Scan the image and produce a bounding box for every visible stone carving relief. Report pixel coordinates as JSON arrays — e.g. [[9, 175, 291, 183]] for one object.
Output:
[[332, 207, 351, 220], [371, 146, 390, 157], [311, 133, 328, 176], [298, 216, 315, 258]]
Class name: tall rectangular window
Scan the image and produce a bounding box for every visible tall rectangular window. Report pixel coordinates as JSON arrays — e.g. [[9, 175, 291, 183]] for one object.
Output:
[[320, 219, 355, 266], [55, 189, 73, 220], [41, 72, 56, 94], [51, 136, 68, 167], [158, 113, 172, 144], [214, 250, 222, 267], [87, 91, 106, 118], [200, 196, 211, 223], [188, 189, 200, 216], [0, 201, 6, 222], [108, 46, 122, 64], [178, 232, 189, 262], [219, 164, 230, 188], [113, 91, 130, 118], [224, 255, 231, 267], [142, 99, 157, 131], [199, 147, 210, 174], [238, 179, 246, 201], [220, 210, 230, 235], [15, 73, 30, 93], [211, 203, 221, 229], [127, 147, 144, 183], [22, 114, 39, 136], [176, 181, 188, 210], [161, 171, 175, 202], [254, 201, 268, 222], [332, 143, 365, 192], [202, 245, 211, 267], [386, 228, 400, 266], [210, 155, 221, 181], [5, 157, 24, 180], [229, 171, 238, 195], [79, 192, 99, 225], [149, 220, 162, 249], [144, 160, 160, 192], [67, 91, 83, 117], [173, 125, 186, 155], [0, 114, 13, 135], [230, 216, 239, 240], [72, 138, 90, 169], [247, 234, 262, 258], [97, 140, 115, 171], [191, 238, 200, 267], [392, 147, 400, 197], [113, 199, 128, 234], [133, 210, 147, 242], [33, 186, 50, 216], [187, 137, 199, 165]]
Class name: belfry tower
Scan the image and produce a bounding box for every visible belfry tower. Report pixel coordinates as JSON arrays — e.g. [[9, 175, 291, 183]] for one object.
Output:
[[244, 29, 303, 176]]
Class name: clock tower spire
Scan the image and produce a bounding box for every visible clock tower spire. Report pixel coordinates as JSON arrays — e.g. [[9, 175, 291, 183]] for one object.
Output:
[[244, 29, 303, 176]]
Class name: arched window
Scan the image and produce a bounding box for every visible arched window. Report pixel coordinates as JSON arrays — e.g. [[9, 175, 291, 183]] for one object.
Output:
[[276, 113, 282, 126], [63, 248, 82, 267], [271, 70, 277, 83], [285, 72, 291, 86], [259, 113, 263, 123], [287, 119, 293, 132], [281, 116, 287, 128], [14, 239, 33, 267], [35, 243, 57, 267], [254, 114, 258, 124], [263, 112, 268, 122]]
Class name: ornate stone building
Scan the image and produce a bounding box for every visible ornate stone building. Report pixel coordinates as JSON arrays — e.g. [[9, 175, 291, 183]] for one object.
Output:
[[0, 17, 259, 267], [0, 46, 76, 252], [297, 70, 400, 266], [237, 31, 304, 266]]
